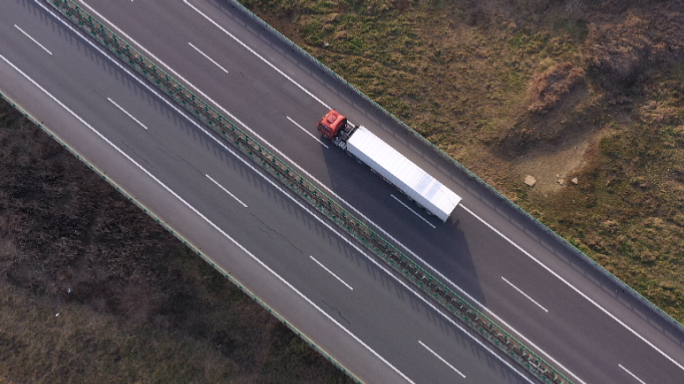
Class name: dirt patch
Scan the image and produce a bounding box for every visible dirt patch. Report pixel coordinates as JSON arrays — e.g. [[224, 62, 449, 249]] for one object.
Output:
[[513, 127, 611, 193]]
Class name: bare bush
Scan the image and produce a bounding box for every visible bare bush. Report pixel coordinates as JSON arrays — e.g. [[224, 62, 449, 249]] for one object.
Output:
[[528, 62, 585, 114]]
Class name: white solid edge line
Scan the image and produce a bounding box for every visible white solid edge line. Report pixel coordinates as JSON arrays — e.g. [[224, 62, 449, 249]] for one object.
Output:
[[187, 41, 229, 74], [107, 97, 148, 130], [0, 49, 416, 384], [182, 0, 330, 109], [177, 5, 591, 381], [85, 0, 681, 380], [34, 4, 534, 382], [390, 194, 435, 229], [310, 256, 353, 291], [169, 4, 682, 381], [73, 1, 577, 381], [286, 116, 329, 149], [205, 174, 248, 208], [23, 6, 416, 382], [418, 340, 466, 379], [82, 0, 465, 289], [501, 276, 549, 313], [461, 204, 684, 373], [618, 364, 647, 384], [14, 24, 53, 55]]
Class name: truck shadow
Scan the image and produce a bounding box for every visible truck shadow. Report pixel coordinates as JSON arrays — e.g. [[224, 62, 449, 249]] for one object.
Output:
[[315, 122, 488, 307]]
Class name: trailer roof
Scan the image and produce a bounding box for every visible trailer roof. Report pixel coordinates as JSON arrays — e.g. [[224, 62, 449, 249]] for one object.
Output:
[[347, 126, 461, 222]]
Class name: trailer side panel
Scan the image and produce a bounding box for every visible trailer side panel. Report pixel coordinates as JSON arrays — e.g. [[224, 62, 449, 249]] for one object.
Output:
[[347, 126, 461, 222]]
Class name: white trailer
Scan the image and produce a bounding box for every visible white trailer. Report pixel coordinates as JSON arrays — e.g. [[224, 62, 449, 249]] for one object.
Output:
[[346, 126, 461, 222]]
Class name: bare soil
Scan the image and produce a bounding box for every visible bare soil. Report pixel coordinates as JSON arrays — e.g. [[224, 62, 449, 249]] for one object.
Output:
[[0, 102, 351, 383]]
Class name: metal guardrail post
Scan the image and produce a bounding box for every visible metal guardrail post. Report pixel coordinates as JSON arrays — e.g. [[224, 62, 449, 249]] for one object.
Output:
[[46, 0, 573, 382]]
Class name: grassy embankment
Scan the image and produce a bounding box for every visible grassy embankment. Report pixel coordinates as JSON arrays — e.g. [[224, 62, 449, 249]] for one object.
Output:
[[0, 101, 352, 382], [240, 0, 684, 321]]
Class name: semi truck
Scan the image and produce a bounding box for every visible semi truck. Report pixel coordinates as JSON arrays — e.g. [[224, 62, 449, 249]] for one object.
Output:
[[317, 109, 462, 222]]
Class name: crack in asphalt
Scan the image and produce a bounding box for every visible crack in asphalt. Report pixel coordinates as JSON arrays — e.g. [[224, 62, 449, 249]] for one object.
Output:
[[177, 155, 203, 176], [122, 141, 152, 168], [251, 213, 304, 255], [322, 300, 350, 325]]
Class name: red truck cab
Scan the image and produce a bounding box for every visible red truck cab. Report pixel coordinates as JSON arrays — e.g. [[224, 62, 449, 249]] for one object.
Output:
[[317, 109, 347, 140]]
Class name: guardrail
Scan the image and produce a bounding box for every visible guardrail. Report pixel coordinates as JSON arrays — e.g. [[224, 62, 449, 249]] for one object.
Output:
[[47, 0, 571, 382]]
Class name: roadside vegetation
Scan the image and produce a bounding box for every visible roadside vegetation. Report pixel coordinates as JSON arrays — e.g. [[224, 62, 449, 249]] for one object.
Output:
[[240, 0, 684, 322], [0, 102, 351, 383]]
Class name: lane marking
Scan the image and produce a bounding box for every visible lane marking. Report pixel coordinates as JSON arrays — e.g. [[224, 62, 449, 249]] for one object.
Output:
[[619, 364, 647, 384], [14, 8, 418, 379], [69, 2, 559, 381], [72, 1, 589, 382], [182, 0, 330, 109], [418, 340, 466, 379], [107, 97, 148, 130], [1, 49, 417, 384], [501, 276, 549, 313], [206, 174, 248, 208], [390, 195, 435, 229], [286, 116, 328, 149], [310, 256, 353, 291], [14, 24, 52, 55], [73, 1, 680, 381], [46, 3, 535, 381], [71, 0, 446, 300], [138, 8, 592, 378], [188, 41, 229, 74], [461, 204, 684, 375], [151, 6, 682, 382]]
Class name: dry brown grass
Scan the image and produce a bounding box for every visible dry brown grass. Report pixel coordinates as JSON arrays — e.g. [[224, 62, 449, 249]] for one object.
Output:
[[584, 3, 684, 86], [527, 62, 585, 114]]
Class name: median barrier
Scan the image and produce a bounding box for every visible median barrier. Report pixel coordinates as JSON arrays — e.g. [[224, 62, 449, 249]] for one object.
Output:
[[47, 1, 573, 382]]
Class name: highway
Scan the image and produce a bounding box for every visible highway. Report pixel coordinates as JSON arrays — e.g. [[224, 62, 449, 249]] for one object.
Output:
[[0, 1, 536, 383], [2, 0, 684, 383]]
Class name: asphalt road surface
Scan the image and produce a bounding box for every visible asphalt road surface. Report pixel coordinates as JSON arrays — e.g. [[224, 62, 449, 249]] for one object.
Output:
[[1, 1, 683, 383]]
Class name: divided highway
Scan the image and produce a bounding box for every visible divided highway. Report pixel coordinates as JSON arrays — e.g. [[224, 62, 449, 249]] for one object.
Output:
[[2, 0, 684, 383]]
